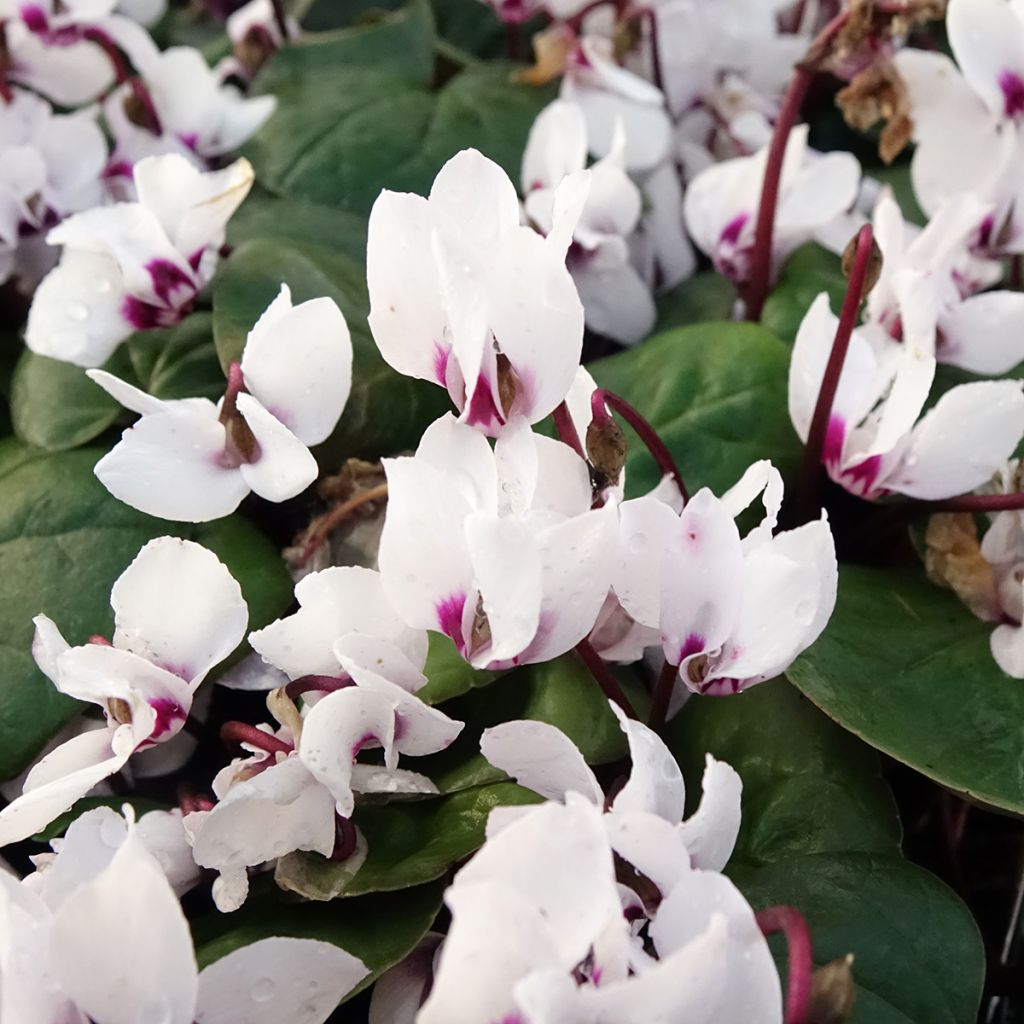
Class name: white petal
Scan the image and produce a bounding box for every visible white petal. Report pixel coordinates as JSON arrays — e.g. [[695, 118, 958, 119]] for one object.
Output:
[[112, 536, 247, 685], [299, 688, 397, 817], [31, 614, 70, 687], [480, 720, 602, 804], [94, 405, 250, 522], [236, 392, 319, 501], [613, 495, 680, 628], [0, 730, 126, 846], [241, 288, 353, 446], [51, 824, 199, 1024], [940, 291, 1024, 374], [196, 938, 368, 1024], [609, 703, 685, 822], [429, 148, 521, 248], [677, 755, 742, 871], [87, 368, 169, 415], [521, 100, 587, 193], [885, 380, 1024, 499], [604, 811, 692, 895], [948, 0, 1024, 118], [368, 934, 443, 1024], [571, 242, 656, 345]]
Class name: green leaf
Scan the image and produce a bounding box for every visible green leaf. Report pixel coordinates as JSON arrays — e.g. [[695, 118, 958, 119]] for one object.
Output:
[[126, 314, 225, 404], [0, 441, 293, 781], [669, 679, 985, 1024], [788, 562, 1024, 816], [192, 879, 444, 999], [213, 237, 448, 460], [654, 272, 736, 332], [590, 321, 800, 497], [277, 781, 538, 900], [762, 243, 847, 344], [246, 1, 553, 215], [870, 163, 927, 225], [419, 653, 642, 794], [418, 632, 496, 704], [10, 348, 131, 451]]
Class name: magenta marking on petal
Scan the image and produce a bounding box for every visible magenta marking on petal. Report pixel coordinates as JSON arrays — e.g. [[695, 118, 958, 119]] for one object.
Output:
[[1000, 70, 1024, 118], [187, 248, 204, 272], [822, 414, 846, 470], [102, 159, 134, 181], [146, 258, 194, 306], [436, 592, 468, 653], [351, 731, 378, 758], [841, 454, 883, 496], [177, 132, 199, 153], [699, 676, 743, 696], [121, 295, 183, 331], [464, 373, 504, 428], [149, 698, 186, 741], [678, 633, 705, 663], [19, 4, 48, 32], [432, 342, 450, 387], [719, 212, 749, 247]]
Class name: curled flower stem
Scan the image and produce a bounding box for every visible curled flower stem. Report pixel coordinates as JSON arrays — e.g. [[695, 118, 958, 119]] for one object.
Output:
[[797, 223, 875, 521], [81, 27, 163, 135], [284, 674, 353, 699], [552, 400, 586, 459], [575, 639, 639, 719], [647, 658, 678, 733], [333, 814, 358, 861], [593, 388, 689, 502], [300, 482, 389, 566], [919, 493, 1024, 514], [220, 720, 293, 756], [756, 905, 813, 1024]]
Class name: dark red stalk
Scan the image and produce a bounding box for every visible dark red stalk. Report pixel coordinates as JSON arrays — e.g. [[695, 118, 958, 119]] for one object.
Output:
[[552, 400, 586, 459], [593, 388, 688, 502], [756, 905, 813, 1024], [219, 361, 246, 423], [220, 720, 293, 756], [921, 493, 1024, 514], [575, 639, 638, 719], [332, 814, 358, 861], [798, 224, 875, 520], [647, 659, 678, 733], [270, 0, 289, 39], [284, 674, 353, 699]]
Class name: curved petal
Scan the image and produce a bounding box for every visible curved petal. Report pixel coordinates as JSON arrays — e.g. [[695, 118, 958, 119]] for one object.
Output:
[[603, 810, 692, 895], [112, 536, 247, 685], [368, 934, 442, 1024], [480, 720, 602, 804], [299, 688, 397, 816], [522, 100, 587, 193], [613, 494, 680, 628], [884, 380, 1024, 499], [609, 703, 685, 822], [571, 243, 656, 346], [196, 938, 367, 1024], [241, 287, 353, 446], [429, 148, 521, 248], [94, 406, 249, 523], [31, 614, 70, 687], [677, 754, 742, 871], [0, 729, 125, 846], [51, 825, 199, 1024], [947, 0, 1024, 118], [235, 393, 319, 501]]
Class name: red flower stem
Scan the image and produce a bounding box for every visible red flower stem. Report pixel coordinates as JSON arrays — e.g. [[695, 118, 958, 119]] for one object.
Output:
[[756, 905, 813, 1024], [743, 6, 854, 321], [920, 493, 1024, 514], [552, 400, 586, 459], [81, 27, 163, 135], [220, 720, 293, 756], [575, 639, 638, 719], [284, 674, 353, 699], [88, 634, 113, 646], [332, 814, 358, 861], [219, 361, 246, 423], [798, 223, 875, 520], [593, 388, 689, 502], [647, 659, 678, 733], [623, 5, 664, 94]]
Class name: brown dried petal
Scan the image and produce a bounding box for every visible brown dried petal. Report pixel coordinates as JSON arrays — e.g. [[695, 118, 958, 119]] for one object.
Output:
[[514, 25, 575, 86], [836, 60, 913, 164], [925, 513, 1001, 622], [586, 416, 628, 489]]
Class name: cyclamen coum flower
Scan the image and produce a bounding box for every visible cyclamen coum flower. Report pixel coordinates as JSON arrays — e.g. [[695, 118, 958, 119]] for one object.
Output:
[[0, 538, 248, 846], [26, 152, 253, 368], [88, 283, 353, 522]]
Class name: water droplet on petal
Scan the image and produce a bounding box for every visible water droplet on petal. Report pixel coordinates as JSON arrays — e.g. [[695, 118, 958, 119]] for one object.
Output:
[[67, 303, 89, 322], [252, 978, 276, 1002]]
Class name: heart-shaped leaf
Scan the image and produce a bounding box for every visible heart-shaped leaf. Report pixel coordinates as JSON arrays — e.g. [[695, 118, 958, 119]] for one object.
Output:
[[761, 243, 847, 344]]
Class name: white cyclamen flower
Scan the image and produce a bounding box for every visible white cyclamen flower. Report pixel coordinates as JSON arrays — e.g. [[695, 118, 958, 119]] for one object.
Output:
[[367, 148, 588, 436], [0, 810, 368, 1024], [789, 292, 1024, 500], [379, 413, 618, 669], [522, 99, 656, 345], [88, 283, 353, 522], [26, 153, 253, 368], [0, 537, 248, 846], [684, 124, 860, 286]]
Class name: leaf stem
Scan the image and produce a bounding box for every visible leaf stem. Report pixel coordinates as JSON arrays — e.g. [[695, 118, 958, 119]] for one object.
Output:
[[575, 639, 638, 719], [797, 223, 875, 521], [593, 388, 688, 502], [756, 905, 813, 1024]]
